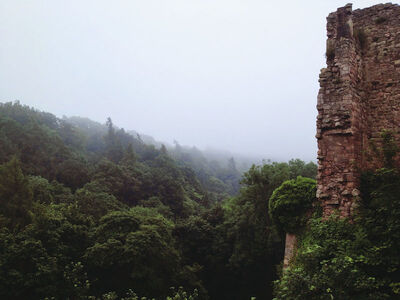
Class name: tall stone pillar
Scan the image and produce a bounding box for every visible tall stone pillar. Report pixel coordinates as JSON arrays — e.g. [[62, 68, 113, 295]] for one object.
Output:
[[316, 4, 365, 218]]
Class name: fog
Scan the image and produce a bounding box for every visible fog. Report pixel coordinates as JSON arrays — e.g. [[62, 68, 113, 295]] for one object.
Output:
[[0, 1, 380, 161]]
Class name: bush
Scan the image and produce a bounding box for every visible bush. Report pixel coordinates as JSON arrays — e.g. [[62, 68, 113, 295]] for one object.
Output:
[[269, 176, 316, 233], [273, 168, 400, 299]]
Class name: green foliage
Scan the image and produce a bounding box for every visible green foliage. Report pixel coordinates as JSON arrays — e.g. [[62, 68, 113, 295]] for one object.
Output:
[[28, 176, 54, 204], [0, 200, 92, 299], [0, 157, 33, 229], [366, 130, 399, 169], [105, 117, 124, 163], [273, 168, 400, 299], [98, 287, 198, 300], [56, 157, 90, 190], [85, 207, 181, 298], [74, 182, 125, 221], [0, 104, 71, 180], [63, 261, 91, 298], [0, 228, 59, 299], [380, 130, 399, 168], [166, 287, 199, 300], [170, 142, 244, 198], [212, 161, 316, 300], [0, 101, 319, 299], [269, 176, 316, 233]]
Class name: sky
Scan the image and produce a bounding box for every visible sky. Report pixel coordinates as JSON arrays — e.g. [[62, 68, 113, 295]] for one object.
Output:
[[0, 0, 383, 161]]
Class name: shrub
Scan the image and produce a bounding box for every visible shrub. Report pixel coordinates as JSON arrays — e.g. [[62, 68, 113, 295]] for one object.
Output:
[[269, 176, 316, 233], [273, 168, 400, 299]]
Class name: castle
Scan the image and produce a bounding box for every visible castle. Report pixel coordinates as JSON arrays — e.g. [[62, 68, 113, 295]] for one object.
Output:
[[317, 3, 400, 217], [284, 2, 400, 268]]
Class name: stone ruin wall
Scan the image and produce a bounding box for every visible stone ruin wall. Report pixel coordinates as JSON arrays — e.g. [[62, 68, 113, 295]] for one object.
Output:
[[317, 3, 400, 217]]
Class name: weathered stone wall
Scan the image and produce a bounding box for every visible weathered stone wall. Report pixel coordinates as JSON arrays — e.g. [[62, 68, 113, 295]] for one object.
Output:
[[283, 233, 296, 269], [317, 3, 400, 217]]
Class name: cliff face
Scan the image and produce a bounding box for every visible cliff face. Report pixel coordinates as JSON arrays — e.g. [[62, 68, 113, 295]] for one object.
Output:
[[317, 3, 400, 217]]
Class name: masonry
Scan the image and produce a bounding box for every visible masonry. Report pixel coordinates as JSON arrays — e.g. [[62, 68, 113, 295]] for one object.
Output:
[[283, 2, 400, 269], [316, 3, 400, 217]]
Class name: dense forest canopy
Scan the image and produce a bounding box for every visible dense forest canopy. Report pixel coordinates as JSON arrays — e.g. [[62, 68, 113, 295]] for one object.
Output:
[[1, 101, 398, 300], [0, 101, 318, 299], [2, 2, 400, 299]]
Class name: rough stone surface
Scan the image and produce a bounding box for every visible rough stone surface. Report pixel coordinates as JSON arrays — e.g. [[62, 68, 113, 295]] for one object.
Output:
[[283, 233, 297, 270], [317, 3, 400, 217]]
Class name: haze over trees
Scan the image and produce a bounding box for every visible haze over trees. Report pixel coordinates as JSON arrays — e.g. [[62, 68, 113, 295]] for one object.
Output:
[[0, 101, 317, 299], [1, 98, 398, 300]]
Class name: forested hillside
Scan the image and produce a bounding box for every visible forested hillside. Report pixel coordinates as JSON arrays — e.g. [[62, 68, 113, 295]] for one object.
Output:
[[64, 115, 244, 201], [0, 101, 317, 299]]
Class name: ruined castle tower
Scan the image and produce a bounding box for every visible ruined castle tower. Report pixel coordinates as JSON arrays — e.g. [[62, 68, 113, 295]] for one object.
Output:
[[317, 3, 400, 217]]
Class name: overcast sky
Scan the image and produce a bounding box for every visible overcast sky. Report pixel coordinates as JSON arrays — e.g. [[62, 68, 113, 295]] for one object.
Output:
[[0, 1, 382, 161]]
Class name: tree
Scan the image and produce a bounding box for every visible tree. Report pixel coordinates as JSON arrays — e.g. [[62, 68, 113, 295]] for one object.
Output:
[[91, 159, 140, 205], [55, 158, 90, 190], [74, 181, 126, 222], [269, 176, 316, 234], [0, 229, 58, 299], [28, 175, 53, 204], [85, 208, 180, 298], [121, 143, 137, 167], [0, 157, 33, 229], [104, 117, 124, 163]]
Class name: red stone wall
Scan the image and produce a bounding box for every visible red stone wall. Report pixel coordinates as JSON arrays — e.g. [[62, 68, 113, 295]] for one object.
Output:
[[317, 3, 400, 217]]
